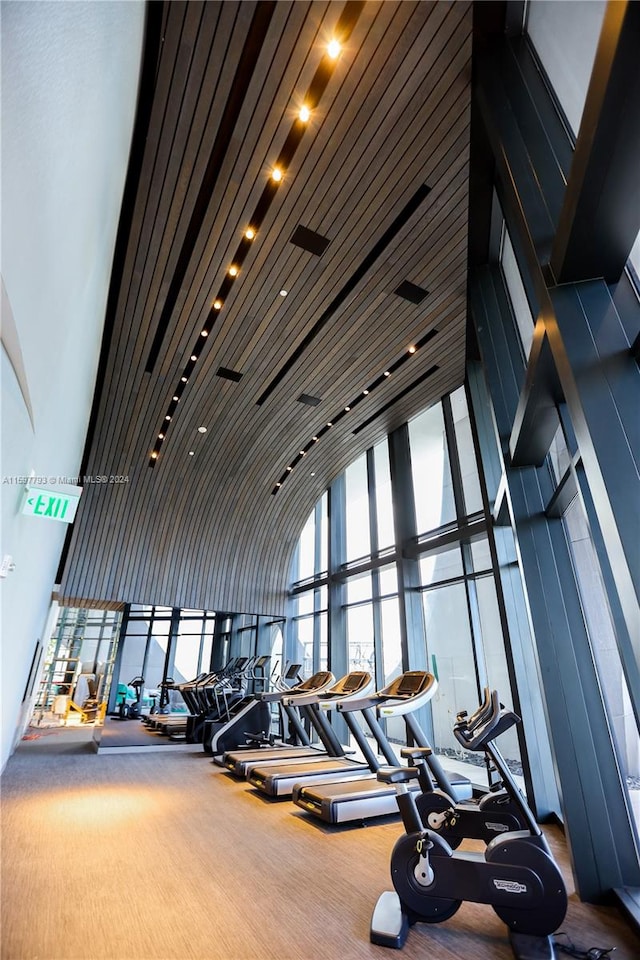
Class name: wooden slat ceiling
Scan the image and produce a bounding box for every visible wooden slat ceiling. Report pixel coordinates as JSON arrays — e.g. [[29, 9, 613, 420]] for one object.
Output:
[[60, 0, 472, 617]]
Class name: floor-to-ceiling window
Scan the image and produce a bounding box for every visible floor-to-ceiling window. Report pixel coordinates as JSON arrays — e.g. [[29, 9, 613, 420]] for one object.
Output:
[[285, 387, 529, 784]]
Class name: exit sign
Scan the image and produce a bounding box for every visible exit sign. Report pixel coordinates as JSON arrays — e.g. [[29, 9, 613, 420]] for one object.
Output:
[[22, 485, 82, 524]]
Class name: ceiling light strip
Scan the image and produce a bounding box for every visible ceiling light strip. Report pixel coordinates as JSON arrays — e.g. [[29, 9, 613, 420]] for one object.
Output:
[[145, 1, 278, 374], [149, 2, 366, 467], [352, 365, 439, 435], [270, 331, 437, 492]]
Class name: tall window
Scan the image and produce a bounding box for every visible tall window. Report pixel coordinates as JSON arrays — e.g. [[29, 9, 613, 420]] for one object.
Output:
[[345, 453, 370, 561], [408, 403, 456, 534], [287, 387, 524, 790]]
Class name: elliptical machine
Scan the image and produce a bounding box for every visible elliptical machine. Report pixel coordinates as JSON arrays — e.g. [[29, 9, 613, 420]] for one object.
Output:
[[370, 693, 567, 960]]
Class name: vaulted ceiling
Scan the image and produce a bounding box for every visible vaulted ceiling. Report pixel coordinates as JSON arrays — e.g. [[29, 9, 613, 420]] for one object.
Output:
[[59, 0, 472, 616]]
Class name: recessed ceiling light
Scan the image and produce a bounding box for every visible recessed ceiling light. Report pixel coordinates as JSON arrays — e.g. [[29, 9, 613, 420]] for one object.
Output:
[[310, 472, 315, 477], [287, 466, 293, 472], [229, 265, 238, 277], [345, 406, 351, 412], [197, 426, 207, 434], [327, 421, 333, 427], [300, 450, 305, 456], [313, 436, 318, 442], [181, 376, 187, 383], [245, 227, 256, 240], [201, 330, 208, 337], [276, 481, 282, 488], [158, 433, 164, 440], [173, 395, 179, 401], [299, 105, 310, 123], [408, 345, 416, 354], [191, 355, 198, 362], [279, 289, 288, 297], [363, 389, 369, 395], [213, 300, 222, 310], [327, 39, 341, 59], [384, 371, 390, 377], [188, 451, 194, 456], [165, 415, 171, 421], [151, 452, 158, 459], [272, 167, 283, 182]]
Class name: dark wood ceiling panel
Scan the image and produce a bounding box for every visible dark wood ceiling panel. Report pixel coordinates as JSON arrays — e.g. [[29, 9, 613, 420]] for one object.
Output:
[[60, 0, 472, 616]]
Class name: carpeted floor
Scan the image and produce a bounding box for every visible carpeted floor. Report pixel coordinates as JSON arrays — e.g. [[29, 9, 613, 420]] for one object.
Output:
[[1, 735, 638, 960]]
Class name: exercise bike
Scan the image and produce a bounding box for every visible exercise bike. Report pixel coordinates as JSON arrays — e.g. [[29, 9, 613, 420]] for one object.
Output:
[[370, 693, 567, 960], [414, 689, 531, 848]]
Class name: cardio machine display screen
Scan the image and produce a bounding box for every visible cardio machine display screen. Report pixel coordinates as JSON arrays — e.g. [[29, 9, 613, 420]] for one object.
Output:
[[396, 673, 426, 696]]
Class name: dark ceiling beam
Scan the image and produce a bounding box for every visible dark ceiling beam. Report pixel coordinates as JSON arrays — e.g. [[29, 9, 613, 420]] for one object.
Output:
[[550, 0, 640, 284]]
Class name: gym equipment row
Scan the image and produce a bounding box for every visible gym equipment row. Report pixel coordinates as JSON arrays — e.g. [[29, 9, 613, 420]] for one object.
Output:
[[217, 671, 570, 960]]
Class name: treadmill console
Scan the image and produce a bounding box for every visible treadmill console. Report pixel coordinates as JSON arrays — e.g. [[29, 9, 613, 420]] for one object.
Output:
[[395, 671, 428, 697], [342, 672, 370, 692], [298, 671, 333, 691]]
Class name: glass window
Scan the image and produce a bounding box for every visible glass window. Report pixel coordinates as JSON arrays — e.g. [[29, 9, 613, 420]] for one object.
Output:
[[501, 226, 535, 359], [173, 635, 200, 684], [548, 421, 573, 485], [475, 576, 520, 764], [296, 510, 315, 581], [378, 564, 398, 596], [373, 439, 395, 550], [319, 493, 329, 574], [526, 0, 606, 137], [470, 537, 492, 573], [419, 546, 464, 586], [346, 572, 373, 604], [318, 612, 328, 672], [345, 453, 371, 561], [450, 387, 483, 515], [563, 496, 640, 837], [346, 603, 374, 674], [408, 403, 456, 534], [294, 617, 314, 676], [422, 582, 478, 758], [628, 229, 640, 290], [380, 597, 402, 684], [295, 591, 314, 617]]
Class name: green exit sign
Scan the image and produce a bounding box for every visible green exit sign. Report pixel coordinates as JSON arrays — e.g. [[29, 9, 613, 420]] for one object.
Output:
[[22, 485, 82, 524]]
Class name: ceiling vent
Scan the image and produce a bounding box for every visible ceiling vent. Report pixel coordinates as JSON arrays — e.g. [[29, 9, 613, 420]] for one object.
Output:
[[216, 367, 243, 382], [290, 225, 331, 256], [297, 393, 322, 406], [394, 280, 429, 304]]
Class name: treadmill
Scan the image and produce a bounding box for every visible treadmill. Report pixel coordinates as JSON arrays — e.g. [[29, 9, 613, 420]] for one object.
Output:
[[246, 672, 379, 797], [292, 670, 472, 824], [218, 669, 337, 777]]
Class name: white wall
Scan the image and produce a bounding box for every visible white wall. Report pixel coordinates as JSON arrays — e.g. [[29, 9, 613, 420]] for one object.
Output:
[[0, 1, 145, 771]]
